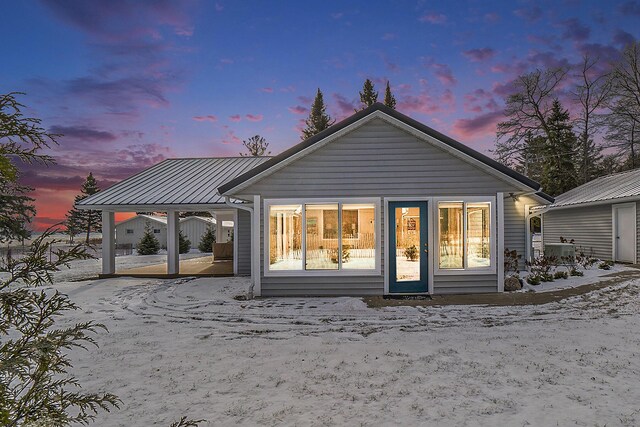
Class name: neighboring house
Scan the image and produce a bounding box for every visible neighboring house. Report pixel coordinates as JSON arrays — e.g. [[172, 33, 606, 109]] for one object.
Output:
[[541, 169, 640, 264], [116, 215, 167, 247], [115, 215, 231, 250], [78, 103, 552, 296]]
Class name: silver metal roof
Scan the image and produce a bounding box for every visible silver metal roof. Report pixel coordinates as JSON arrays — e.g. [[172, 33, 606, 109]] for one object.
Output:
[[78, 157, 270, 208], [549, 168, 640, 208]]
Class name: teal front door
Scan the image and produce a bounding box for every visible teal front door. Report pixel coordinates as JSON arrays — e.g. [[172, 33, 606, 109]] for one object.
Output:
[[389, 201, 428, 293]]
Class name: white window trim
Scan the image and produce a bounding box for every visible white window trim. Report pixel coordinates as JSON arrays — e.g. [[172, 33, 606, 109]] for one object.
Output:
[[263, 197, 381, 277], [433, 196, 497, 276]]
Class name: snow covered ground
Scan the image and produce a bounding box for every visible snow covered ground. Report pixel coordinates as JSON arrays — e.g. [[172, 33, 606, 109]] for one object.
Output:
[[47, 262, 640, 427]]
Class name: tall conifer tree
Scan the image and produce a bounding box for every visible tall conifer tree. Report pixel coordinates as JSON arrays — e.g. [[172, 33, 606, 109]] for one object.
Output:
[[301, 89, 334, 140], [359, 79, 378, 109], [383, 81, 396, 109], [67, 172, 101, 243]]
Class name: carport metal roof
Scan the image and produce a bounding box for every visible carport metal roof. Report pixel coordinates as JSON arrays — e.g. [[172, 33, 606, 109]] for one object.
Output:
[[77, 156, 270, 211], [546, 168, 640, 209]]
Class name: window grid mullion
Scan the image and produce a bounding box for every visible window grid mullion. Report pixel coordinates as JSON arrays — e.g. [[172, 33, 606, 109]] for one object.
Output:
[[338, 202, 343, 271], [463, 202, 468, 269], [302, 204, 307, 270]]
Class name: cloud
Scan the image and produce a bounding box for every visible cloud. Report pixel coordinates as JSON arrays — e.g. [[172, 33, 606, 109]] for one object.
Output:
[[288, 105, 308, 115], [613, 29, 635, 47], [462, 48, 496, 62], [396, 87, 454, 115], [331, 12, 344, 19], [451, 111, 504, 139], [192, 115, 218, 122], [483, 12, 500, 23], [260, 87, 274, 93], [560, 18, 590, 42], [48, 125, 117, 142], [382, 33, 398, 40], [514, 6, 542, 23], [332, 93, 356, 117], [245, 114, 263, 122], [618, 1, 640, 15], [229, 115, 242, 122], [427, 62, 457, 86], [418, 13, 447, 24], [221, 129, 241, 145], [215, 2, 224, 12]]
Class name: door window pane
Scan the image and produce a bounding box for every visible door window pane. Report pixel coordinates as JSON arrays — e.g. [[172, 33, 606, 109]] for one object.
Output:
[[269, 205, 302, 270], [395, 207, 421, 281], [342, 204, 375, 270], [467, 203, 491, 268], [306, 204, 339, 270], [439, 202, 463, 269]]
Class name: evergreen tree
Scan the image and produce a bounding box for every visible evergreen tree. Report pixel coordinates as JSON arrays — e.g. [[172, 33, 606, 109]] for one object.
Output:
[[359, 78, 378, 109], [136, 223, 160, 255], [240, 134, 270, 157], [301, 88, 334, 140], [541, 100, 579, 196], [65, 208, 83, 243], [383, 81, 396, 109], [67, 173, 101, 243], [198, 226, 216, 252], [179, 230, 191, 254], [1, 92, 118, 425]]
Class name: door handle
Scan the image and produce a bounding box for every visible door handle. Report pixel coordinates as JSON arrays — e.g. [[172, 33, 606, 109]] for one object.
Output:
[[424, 249, 428, 253]]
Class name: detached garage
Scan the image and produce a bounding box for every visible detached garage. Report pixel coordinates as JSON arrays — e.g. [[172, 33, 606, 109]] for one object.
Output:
[[542, 169, 640, 264]]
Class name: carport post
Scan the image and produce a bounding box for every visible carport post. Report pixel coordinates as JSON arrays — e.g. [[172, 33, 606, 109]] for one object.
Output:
[[167, 210, 179, 275], [102, 210, 115, 275]]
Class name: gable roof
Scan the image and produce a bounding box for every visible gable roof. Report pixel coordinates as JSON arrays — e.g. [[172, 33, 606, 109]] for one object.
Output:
[[78, 156, 270, 209], [548, 168, 640, 209], [218, 103, 546, 197], [180, 216, 216, 224], [116, 214, 167, 228]]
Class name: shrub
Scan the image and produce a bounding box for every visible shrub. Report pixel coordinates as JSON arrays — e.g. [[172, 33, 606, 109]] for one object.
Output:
[[179, 230, 191, 254], [504, 248, 521, 276], [526, 255, 557, 278], [575, 247, 598, 269], [553, 271, 568, 280], [598, 262, 612, 270], [569, 267, 584, 276], [405, 245, 419, 261], [330, 246, 350, 264], [526, 275, 541, 286], [136, 223, 160, 255], [198, 226, 216, 252]]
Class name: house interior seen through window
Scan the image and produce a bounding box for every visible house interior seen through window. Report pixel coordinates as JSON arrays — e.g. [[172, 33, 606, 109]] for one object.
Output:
[[438, 201, 491, 269], [269, 202, 376, 272]]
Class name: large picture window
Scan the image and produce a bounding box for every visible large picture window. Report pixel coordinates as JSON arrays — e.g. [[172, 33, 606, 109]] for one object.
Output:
[[267, 199, 378, 274], [438, 200, 492, 270]]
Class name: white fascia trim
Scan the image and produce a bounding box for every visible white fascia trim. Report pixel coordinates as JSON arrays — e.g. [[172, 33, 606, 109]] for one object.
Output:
[[263, 197, 382, 278], [222, 110, 538, 196], [115, 215, 167, 228], [77, 203, 227, 212]]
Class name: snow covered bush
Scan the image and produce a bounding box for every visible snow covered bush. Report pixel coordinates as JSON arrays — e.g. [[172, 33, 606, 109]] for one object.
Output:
[[179, 230, 191, 254], [137, 223, 160, 255], [198, 226, 216, 252]]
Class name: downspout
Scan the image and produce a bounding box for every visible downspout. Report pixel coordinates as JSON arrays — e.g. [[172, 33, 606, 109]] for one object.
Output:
[[224, 196, 255, 299]]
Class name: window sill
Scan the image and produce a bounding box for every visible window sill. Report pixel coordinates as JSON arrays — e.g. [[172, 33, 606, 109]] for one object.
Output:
[[264, 269, 381, 277], [434, 267, 496, 276]]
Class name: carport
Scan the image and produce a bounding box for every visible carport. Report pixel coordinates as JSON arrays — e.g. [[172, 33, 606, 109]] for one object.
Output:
[[76, 156, 269, 277]]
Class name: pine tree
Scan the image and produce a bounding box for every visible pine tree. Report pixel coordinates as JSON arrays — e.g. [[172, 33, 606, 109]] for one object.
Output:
[[301, 88, 335, 140], [67, 173, 102, 244], [359, 78, 378, 109], [65, 209, 83, 243], [240, 134, 270, 156], [541, 100, 579, 196], [383, 81, 396, 109], [179, 230, 191, 254], [136, 223, 160, 255], [198, 226, 216, 252]]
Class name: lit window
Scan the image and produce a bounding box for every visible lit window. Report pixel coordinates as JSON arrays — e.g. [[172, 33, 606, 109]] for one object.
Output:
[[269, 205, 303, 270], [342, 204, 375, 270], [267, 200, 377, 273], [438, 201, 491, 270]]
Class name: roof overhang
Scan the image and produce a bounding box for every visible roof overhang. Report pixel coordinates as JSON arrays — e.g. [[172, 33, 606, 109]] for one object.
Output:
[[218, 103, 542, 196], [77, 203, 238, 212], [539, 195, 640, 212]]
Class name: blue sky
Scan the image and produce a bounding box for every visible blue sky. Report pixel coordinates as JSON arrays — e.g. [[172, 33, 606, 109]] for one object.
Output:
[[1, 0, 638, 227]]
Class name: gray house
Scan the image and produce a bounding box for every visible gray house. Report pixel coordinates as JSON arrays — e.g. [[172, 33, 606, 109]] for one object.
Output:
[[79, 103, 552, 296], [541, 169, 640, 264]]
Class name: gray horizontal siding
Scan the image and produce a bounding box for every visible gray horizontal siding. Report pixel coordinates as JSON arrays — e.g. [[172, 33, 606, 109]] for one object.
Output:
[[237, 209, 251, 276], [637, 202, 640, 263], [244, 118, 542, 296], [543, 204, 612, 261], [434, 275, 498, 294]]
